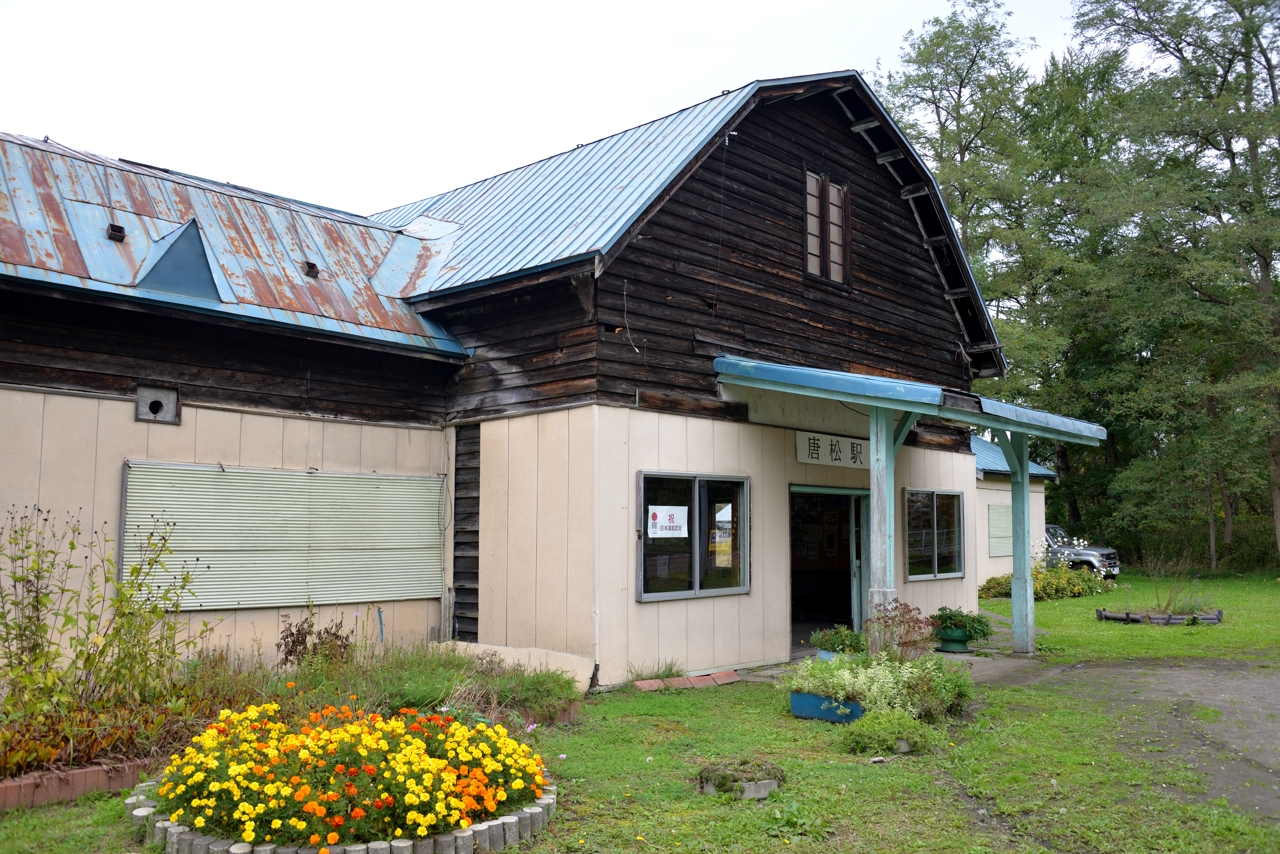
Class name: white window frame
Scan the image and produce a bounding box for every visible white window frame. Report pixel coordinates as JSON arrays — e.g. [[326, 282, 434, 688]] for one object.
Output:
[[636, 470, 751, 602], [904, 488, 965, 581]]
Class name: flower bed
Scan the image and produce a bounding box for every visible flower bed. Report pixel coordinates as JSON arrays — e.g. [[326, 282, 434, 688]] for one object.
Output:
[[157, 702, 546, 845]]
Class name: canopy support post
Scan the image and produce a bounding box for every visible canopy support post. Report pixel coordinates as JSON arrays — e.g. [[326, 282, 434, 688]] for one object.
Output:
[[869, 408, 917, 612], [994, 429, 1034, 654]]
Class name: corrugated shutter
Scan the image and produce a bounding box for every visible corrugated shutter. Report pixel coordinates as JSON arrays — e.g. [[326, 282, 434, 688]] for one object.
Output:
[[988, 504, 1013, 558], [122, 461, 445, 610]]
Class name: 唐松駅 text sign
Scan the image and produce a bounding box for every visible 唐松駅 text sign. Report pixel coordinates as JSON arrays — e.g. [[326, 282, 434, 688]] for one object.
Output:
[[795, 431, 869, 469]]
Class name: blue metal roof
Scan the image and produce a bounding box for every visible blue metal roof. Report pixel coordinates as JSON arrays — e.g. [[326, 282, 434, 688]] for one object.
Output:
[[370, 72, 858, 298], [971, 435, 1056, 478], [713, 356, 1105, 445]]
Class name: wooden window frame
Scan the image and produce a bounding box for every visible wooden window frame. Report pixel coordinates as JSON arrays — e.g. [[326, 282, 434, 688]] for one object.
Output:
[[636, 470, 751, 602], [803, 167, 849, 285]]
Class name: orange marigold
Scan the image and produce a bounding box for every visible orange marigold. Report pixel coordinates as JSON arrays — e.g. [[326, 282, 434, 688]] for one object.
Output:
[[327, 833, 339, 844]]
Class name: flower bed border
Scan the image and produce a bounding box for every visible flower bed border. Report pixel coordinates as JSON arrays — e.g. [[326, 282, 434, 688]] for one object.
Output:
[[0, 758, 148, 812], [1096, 608, 1224, 625], [130, 781, 559, 854]]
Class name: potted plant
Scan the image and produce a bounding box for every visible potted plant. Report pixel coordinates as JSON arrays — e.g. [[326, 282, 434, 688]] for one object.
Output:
[[807, 625, 866, 660], [932, 606, 993, 653], [778, 657, 865, 723]]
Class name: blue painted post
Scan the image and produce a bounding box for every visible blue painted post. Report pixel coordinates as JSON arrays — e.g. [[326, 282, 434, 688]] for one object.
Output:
[[995, 430, 1034, 654], [868, 407, 897, 611]]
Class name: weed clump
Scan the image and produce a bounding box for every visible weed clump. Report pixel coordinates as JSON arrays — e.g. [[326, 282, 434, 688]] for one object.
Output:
[[696, 758, 786, 793], [839, 709, 945, 755]]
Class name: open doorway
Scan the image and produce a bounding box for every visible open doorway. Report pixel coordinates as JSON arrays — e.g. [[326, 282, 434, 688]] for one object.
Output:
[[789, 488, 868, 657]]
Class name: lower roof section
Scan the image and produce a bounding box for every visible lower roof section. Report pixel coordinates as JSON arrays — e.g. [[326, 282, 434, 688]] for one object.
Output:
[[713, 356, 1104, 445]]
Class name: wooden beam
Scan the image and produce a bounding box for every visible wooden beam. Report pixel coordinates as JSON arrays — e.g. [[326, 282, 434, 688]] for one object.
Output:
[[875, 150, 904, 164], [570, 271, 596, 321], [892, 410, 920, 454], [923, 235, 951, 248], [636, 390, 748, 421], [900, 182, 928, 199], [411, 260, 595, 313], [850, 118, 881, 133], [943, 288, 969, 300], [966, 342, 1004, 352]]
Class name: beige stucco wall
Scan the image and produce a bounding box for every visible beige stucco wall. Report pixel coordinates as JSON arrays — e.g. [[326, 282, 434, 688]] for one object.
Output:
[[974, 478, 1048, 585], [478, 403, 994, 686], [0, 386, 447, 660]]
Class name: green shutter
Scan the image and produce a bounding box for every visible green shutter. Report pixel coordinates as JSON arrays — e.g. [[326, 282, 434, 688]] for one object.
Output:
[[988, 504, 1013, 558], [122, 461, 445, 609]]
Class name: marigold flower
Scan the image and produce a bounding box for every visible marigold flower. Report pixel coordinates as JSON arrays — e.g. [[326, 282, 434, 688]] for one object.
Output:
[[310, 834, 321, 845], [287, 682, 296, 689], [351, 807, 366, 819], [327, 832, 339, 844]]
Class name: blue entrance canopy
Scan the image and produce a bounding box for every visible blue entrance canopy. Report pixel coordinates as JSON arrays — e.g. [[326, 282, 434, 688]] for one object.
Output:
[[713, 356, 1105, 446]]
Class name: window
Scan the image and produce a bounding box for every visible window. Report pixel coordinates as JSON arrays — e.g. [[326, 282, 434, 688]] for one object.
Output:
[[638, 472, 749, 600], [804, 170, 847, 282], [988, 504, 1013, 557], [905, 490, 963, 579]]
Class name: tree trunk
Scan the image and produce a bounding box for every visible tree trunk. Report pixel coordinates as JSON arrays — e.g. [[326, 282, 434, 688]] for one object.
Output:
[[1217, 469, 1234, 547], [1270, 433, 1280, 555], [1055, 443, 1082, 525], [1207, 479, 1217, 573]]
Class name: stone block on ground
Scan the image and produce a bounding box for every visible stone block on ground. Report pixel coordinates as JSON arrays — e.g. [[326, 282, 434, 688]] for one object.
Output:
[[632, 679, 665, 692], [710, 670, 741, 685], [663, 677, 693, 689], [688, 675, 716, 689]]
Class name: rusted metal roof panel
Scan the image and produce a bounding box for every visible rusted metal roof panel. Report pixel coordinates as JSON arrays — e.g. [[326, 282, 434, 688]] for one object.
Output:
[[0, 133, 465, 357]]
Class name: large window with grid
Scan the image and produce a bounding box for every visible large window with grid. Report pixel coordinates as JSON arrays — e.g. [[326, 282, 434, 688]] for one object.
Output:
[[805, 170, 846, 282]]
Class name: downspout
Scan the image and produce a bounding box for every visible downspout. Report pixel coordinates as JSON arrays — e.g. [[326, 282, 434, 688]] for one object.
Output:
[[590, 404, 601, 690]]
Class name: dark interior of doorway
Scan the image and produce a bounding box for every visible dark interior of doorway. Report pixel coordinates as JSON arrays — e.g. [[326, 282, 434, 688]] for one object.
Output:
[[790, 492, 855, 653]]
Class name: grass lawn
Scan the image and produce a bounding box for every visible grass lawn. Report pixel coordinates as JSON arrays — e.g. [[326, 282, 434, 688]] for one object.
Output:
[[6, 678, 1278, 852], [981, 575, 1280, 663]]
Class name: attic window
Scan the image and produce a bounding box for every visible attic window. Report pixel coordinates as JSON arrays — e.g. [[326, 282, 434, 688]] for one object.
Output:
[[804, 170, 847, 283]]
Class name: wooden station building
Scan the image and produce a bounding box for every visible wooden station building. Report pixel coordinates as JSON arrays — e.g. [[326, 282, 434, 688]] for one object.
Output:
[[0, 71, 1098, 687]]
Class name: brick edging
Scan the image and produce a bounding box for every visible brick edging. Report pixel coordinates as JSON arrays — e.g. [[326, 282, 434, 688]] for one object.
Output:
[[0, 758, 149, 812]]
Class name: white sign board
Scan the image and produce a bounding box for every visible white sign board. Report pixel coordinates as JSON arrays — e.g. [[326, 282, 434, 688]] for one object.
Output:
[[795, 431, 870, 469], [647, 505, 689, 538]]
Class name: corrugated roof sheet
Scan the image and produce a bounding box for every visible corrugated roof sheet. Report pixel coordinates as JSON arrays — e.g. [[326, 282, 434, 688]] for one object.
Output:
[[0, 133, 466, 356], [371, 72, 858, 298], [971, 435, 1056, 478]]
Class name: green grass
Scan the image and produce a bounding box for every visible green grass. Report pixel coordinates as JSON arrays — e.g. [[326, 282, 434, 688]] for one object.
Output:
[[9, 680, 1279, 852], [0, 791, 133, 854], [981, 576, 1280, 663]]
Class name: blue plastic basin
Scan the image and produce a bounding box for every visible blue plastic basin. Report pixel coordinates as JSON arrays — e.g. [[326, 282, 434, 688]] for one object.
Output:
[[789, 691, 864, 723], [816, 649, 836, 661]]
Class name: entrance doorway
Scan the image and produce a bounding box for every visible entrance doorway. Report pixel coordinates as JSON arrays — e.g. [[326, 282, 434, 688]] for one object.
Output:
[[789, 487, 869, 654]]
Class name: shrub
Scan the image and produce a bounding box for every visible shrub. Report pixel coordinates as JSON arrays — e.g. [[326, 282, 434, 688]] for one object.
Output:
[[807, 625, 866, 654], [932, 607, 993, 641], [839, 709, 944, 755], [157, 702, 545, 843], [0, 507, 202, 777], [979, 565, 1117, 600], [863, 600, 936, 662], [779, 653, 974, 722], [277, 607, 355, 669]]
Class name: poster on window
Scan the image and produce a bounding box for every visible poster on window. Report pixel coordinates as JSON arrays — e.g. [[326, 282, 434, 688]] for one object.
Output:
[[648, 505, 688, 538], [795, 430, 870, 469]]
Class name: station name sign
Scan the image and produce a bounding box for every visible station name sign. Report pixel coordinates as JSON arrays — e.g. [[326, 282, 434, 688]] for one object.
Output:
[[795, 430, 869, 469]]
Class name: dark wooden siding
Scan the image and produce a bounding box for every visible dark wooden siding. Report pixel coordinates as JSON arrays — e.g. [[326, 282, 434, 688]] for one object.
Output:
[[435, 279, 597, 420], [595, 94, 971, 405], [0, 283, 451, 423], [451, 424, 480, 642]]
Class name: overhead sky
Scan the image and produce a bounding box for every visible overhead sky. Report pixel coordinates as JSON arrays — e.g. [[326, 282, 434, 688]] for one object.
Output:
[[0, 0, 1075, 217]]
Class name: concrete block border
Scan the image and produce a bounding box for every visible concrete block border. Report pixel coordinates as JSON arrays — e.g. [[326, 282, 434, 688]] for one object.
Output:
[[128, 783, 559, 854], [0, 758, 148, 812], [634, 669, 741, 692]]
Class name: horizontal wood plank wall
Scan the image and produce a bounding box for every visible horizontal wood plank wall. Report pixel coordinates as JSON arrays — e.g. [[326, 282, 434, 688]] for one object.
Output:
[[0, 287, 451, 423], [596, 95, 970, 405], [436, 281, 597, 420]]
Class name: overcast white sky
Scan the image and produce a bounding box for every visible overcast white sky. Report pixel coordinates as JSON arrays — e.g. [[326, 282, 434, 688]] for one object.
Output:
[[0, 0, 1076, 217]]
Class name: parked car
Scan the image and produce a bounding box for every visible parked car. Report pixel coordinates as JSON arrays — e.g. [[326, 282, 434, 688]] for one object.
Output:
[[1044, 524, 1121, 578]]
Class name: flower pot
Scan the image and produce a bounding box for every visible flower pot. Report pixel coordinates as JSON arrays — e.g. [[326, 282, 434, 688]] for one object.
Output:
[[788, 691, 863, 723], [935, 626, 972, 653], [816, 649, 836, 661]]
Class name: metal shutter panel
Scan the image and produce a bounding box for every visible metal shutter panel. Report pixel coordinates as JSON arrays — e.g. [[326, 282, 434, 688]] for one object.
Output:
[[988, 504, 1013, 558], [122, 461, 445, 609]]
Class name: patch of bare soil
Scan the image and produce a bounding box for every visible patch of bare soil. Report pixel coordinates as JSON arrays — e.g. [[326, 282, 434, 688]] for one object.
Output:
[[993, 658, 1280, 822]]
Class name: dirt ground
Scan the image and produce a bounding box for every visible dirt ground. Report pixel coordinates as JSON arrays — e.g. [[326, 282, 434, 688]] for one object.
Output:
[[969, 655, 1280, 822]]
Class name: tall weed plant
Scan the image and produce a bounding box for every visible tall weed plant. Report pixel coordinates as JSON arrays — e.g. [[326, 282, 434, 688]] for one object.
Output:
[[0, 507, 203, 775]]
